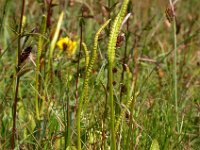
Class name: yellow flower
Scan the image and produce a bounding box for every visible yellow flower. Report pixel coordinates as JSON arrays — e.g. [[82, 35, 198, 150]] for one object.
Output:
[[56, 36, 77, 58]]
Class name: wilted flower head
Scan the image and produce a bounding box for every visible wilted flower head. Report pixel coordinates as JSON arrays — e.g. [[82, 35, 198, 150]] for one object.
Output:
[[56, 36, 77, 58]]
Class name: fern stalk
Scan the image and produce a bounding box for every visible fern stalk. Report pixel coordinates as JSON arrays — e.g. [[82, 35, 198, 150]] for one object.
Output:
[[35, 15, 46, 120], [107, 0, 129, 149], [77, 20, 110, 150], [82, 42, 89, 70]]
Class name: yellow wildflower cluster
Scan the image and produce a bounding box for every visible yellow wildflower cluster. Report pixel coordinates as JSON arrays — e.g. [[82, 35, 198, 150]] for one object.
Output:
[[56, 36, 77, 58]]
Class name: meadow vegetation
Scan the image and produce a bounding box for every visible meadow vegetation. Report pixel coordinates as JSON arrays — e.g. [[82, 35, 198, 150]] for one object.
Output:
[[0, 0, 200, 149]]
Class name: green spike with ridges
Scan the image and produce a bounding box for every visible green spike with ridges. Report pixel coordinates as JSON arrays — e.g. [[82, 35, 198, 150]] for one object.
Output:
[[107, 0, 129, 64], [107, 0, 129, 150], [77, 19, 111, 150], [82, 42, 89, 69], [115, 91, 139, 133]]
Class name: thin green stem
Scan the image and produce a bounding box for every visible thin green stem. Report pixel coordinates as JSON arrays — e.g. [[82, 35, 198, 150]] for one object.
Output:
[[173, 17, 179, 133], [66, 92, 71, 147], [107, 1, 129, 149], [108, 64, 116, 150], [63, 84, 71, 149], [35, 15, 46, 120], [77, 20, 110, 150]]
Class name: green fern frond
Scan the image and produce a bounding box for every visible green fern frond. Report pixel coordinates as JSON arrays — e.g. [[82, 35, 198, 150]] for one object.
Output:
[[115, 96, 133, 132], [115, 91, 139, 133], [77, 19, 111, 150], [86, 19, 111, 78], [107, 0, 129, 150], [107, 0, 129, 64], [82, 42, 89, 68], [82, 42, 90, 105], [83, 19, 111, 104]]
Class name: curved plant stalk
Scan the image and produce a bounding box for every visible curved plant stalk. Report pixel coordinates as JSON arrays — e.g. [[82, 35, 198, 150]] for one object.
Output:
[[82, 42, 90, 105], [35, 15, 46, 120], [172, 6, 179, 135], [45, 11, 64, 86], [116, 96, 133, 132], [77, 19, 111, 150], [82, 42, 90, 68], [107, 0, 129, 149], [115, 92, 139, 133]]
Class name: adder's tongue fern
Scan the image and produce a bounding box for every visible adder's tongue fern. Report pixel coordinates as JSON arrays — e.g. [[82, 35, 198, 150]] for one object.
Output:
[[77, 0, 129, 149], [77, 19, 111, 150], [107, 0, 129, 150], [108, 0, 129, 64]]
